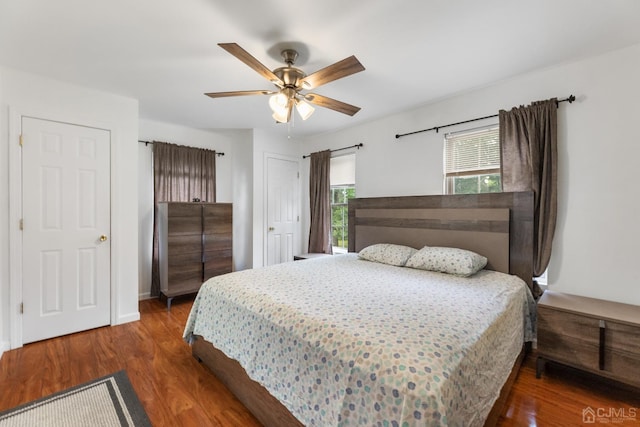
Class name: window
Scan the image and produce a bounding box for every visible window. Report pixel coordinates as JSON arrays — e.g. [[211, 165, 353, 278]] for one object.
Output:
[[444, 125, 500, 194], [330, 186, 355, 252], [330, 154, 356, 253], [536, 269, 548, 286]]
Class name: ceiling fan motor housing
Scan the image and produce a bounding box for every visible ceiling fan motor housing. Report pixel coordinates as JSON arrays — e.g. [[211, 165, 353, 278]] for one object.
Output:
[[273, 66, 305, 89]]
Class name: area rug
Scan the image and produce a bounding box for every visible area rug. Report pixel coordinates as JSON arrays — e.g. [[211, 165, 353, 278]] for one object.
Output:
[[0, 370, 151, 426]]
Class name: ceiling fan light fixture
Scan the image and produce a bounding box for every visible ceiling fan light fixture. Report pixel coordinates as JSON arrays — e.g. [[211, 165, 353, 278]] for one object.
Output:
[[272, 99, 293, 123], [272, 111, 286, 123], [295, 98, 315, 120], [269, 92, 289, 112]]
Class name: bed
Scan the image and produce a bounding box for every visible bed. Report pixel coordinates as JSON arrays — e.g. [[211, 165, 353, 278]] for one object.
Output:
[[184, 191, 536, 426]]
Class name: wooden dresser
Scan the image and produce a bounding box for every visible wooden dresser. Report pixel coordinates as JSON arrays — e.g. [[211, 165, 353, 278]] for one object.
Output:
[[157, 202, 232, 309], [536, 290, 640, 388]]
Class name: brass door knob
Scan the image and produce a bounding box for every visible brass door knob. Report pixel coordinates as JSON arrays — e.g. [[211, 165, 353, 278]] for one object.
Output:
[[268, 227, 275, 231], [99, 234, 108, 242]]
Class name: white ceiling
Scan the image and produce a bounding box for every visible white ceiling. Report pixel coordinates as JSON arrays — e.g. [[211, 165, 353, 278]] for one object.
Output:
[[2, 0, 640, 138]]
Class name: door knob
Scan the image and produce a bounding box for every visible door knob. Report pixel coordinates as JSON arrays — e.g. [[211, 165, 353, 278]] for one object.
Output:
[[99, 234, 108, 242], [268, 227, 275, 231]]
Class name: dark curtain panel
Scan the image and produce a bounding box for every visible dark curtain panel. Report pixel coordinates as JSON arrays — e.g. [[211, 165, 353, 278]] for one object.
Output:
[[499, 98, 557, 298], [308, 150, 333, 254], [150, 141, 217, 296]]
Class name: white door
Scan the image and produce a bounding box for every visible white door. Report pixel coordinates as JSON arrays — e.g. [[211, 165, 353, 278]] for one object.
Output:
[[21, 117, 111, 344], [265, 156, 299, 266]]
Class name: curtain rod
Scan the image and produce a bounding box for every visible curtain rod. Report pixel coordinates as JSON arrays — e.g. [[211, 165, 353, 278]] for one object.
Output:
[[138, 140, 225, 156], [395, 95, 576, 139], [302, 143, 364, 159]]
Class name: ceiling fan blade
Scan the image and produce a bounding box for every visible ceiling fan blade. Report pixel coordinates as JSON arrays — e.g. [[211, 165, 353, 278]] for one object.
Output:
[[205, 90, 275, 98], [300, 56, 365, 90], [218, 43, 284, 86], [304, 93, 361, 116]]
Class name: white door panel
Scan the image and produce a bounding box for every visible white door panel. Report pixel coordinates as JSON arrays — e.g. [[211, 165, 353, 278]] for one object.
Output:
[[22, 117, 111, 343], [266, 157, 298, 266]]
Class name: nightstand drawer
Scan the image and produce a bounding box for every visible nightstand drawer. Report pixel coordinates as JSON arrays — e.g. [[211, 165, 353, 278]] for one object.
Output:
[[605, 348, 640, 387], [538, 306, 600, 343], [606, 320, 640, 354], [537, 307, 600, 369], [605, 322, 640, 387]]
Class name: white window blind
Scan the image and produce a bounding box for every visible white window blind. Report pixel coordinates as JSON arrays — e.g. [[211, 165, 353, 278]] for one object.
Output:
[[330, 154, 356, 185], [445, 126, 499, 177]]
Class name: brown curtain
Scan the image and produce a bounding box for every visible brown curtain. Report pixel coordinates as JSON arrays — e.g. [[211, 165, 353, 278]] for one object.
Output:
[[499, 98, 557, 298], [308, 150, 333, 254], [151, 141, 217, 296]]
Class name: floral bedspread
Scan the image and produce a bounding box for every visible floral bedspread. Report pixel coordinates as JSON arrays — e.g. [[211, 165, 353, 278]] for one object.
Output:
[[183, 254, 535, 426]]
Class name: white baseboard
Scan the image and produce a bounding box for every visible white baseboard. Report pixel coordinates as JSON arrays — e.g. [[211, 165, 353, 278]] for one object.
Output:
[[115, 312, 140, 325], [0, 340, 11, 360], [138, 292, 155, 301]]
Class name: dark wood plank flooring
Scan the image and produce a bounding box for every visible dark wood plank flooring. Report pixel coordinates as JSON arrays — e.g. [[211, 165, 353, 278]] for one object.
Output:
[[1, 298, 638, 426]]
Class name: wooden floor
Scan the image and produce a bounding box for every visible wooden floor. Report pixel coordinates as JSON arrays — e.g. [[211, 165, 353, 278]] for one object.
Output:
[[1, 298, 638, 426]]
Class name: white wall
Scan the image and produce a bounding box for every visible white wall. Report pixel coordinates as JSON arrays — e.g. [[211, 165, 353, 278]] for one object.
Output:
[[232, 131, 254, 271], [300, 43, 640, 306], [0, 67, 140, 353], [137, 119, 253, 298]]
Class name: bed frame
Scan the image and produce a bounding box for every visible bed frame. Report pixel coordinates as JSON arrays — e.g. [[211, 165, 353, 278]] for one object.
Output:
[[192, 191, 534, 426]]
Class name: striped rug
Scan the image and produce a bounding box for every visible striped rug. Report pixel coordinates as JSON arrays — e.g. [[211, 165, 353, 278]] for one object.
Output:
[[0, 370, 151, 426]]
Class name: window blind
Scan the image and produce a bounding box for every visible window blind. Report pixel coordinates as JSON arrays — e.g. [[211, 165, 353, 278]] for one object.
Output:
[[445, 126, 499, 176], [330, 154, 356, 186]]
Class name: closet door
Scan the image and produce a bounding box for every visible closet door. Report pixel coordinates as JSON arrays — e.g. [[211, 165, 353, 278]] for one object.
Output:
[[21, 117, 111, 344], [203, 203, 233, 280]]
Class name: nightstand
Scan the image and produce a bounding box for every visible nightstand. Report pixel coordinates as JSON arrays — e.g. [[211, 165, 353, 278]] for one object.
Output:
[[536, 290, 640, 388], [293, 253, 333, 261]]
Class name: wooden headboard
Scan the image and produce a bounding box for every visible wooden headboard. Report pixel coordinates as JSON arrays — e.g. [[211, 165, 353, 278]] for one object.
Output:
[[348, 192, 534, 289]]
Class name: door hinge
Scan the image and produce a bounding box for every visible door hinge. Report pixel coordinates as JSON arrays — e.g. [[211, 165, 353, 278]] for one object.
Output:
[[19, 134, 23, 146], [297, 171, 299, 178], [19, 219, 23, 230], [20, 303, 24, 314]]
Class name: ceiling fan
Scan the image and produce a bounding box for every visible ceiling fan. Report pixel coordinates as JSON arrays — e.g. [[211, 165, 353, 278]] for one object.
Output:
[[205, 43, 365, 123]]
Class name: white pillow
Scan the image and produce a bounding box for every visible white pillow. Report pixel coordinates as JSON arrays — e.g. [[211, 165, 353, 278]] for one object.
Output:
[[358, 243, 418, 266], [405, 246, 487, 277]]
